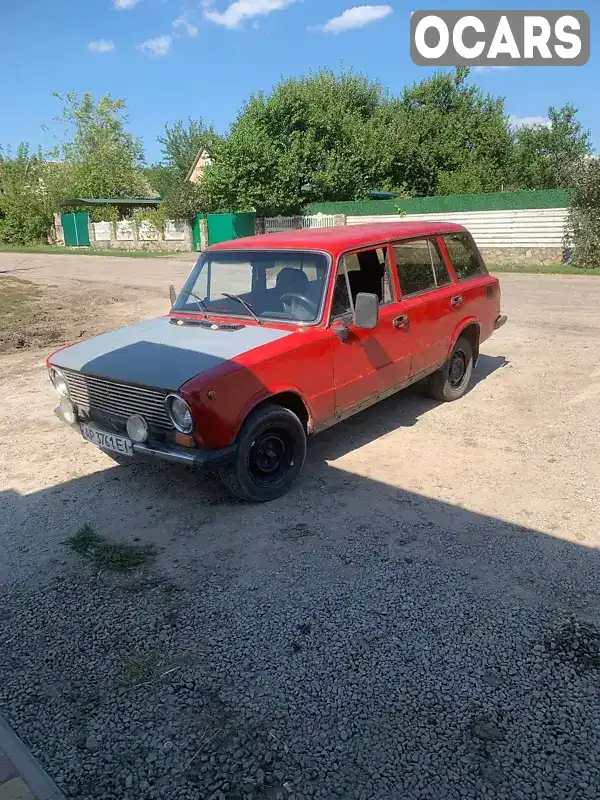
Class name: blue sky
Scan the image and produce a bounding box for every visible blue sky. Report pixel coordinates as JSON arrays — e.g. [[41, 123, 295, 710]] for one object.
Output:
[[0, 0, 597, 163]]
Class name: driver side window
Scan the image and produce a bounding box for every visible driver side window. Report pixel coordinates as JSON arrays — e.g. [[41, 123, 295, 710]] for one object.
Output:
[[330, 247, 393, 322], [331, 262, 353, 319]]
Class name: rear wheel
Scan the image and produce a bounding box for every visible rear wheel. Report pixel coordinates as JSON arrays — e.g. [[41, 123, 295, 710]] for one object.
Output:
[[219, 404, 307, 502], [428, 336, 474, 401]]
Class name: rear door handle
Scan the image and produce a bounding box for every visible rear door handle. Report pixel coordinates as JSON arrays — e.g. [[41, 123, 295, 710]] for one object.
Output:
[[393, 315, 409, 328], [451, 295, 464, 308]]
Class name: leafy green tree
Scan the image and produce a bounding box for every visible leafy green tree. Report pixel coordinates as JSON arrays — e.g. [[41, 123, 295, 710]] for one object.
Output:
[[53, 92, 149, 199], [509, 105, 592, 190], [157, 119, 220, 181], [567, 156, 600, 269], [201, 67, 523, 211], [145, 119, 220, 217], [0, 144, 69, 244], [201, 70, 391, 215], [394, 67, 514, 196]]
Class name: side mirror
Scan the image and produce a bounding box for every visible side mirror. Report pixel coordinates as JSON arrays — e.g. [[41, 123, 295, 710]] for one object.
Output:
[[169, 285, 177, 306], [354, 293, 379, 330]]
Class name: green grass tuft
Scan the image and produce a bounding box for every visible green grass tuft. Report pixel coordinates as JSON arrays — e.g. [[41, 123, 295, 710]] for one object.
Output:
[[0, 244, 179, 258], [67, 523, 156, 573], [122, 650, 166, 687]]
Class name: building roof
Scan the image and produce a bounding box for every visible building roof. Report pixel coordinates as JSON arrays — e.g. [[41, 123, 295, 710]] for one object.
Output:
[[69, 197, 161, 206], [185, 149, 212, 183], [208, 221, 466, 257]]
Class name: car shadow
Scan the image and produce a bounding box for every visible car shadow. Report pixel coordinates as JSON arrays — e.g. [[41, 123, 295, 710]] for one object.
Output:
[[0, 426, 599, 800], [307, 353, 509, 462]]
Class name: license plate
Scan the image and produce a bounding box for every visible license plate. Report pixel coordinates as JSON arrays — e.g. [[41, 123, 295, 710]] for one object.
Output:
[[80, 424, 133, 457]]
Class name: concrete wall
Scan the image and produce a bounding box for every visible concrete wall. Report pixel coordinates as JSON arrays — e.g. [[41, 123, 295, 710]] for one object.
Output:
[[90, 219, 192, 252]]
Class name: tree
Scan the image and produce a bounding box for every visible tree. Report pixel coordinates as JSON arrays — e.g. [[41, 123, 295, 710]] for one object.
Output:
[[567, 156, 600, 269], [157, 119, 220, 181], [53, 92, 149, 199], [200, 70, 391, 215], [394, 67, 514, 196], [0, 144, 69, 244], [200, 68, 526, 212], [144, 119, 221, 217], [509, 105, 592, 190]]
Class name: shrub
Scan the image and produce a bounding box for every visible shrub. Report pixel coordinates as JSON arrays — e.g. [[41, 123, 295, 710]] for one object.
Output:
[[567, 158, 600, 269]]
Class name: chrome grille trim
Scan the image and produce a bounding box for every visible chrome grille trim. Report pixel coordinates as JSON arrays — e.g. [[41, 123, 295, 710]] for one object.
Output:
[[62, 369, 173, 431]]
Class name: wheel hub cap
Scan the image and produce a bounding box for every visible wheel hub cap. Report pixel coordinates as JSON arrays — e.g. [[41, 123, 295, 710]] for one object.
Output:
[[449, 350, 467, 387]]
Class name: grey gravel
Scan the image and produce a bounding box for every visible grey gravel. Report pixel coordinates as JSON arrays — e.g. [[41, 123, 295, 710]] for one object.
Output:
[[2, 532, 600, 800]]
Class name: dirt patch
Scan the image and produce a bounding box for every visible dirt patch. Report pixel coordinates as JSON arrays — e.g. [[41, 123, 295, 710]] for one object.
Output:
[[0, 275, 163, 355]]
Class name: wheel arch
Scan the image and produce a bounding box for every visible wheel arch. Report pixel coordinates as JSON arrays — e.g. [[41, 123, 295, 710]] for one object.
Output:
[[235, 388, 313, 441], [451, 319, 480, 365]]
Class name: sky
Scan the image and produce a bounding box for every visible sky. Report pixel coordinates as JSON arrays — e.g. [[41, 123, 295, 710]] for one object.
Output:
[[0, 0, 597, 163]]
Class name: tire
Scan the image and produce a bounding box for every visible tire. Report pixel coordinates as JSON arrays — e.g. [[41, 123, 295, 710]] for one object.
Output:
[[428, 335, 474, 402], [218, 404, 307, 502]]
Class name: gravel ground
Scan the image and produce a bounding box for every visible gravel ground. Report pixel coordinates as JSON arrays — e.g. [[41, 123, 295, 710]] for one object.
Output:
[[1, 256, 600, 800]]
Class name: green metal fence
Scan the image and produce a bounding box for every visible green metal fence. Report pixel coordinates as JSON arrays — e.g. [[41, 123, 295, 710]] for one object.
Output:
[[304, 189, 572, 218], [61, 212, 90, 246]]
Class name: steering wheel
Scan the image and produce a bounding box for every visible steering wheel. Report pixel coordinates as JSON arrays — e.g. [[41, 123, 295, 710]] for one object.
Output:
[[280, 292, 318, 319]]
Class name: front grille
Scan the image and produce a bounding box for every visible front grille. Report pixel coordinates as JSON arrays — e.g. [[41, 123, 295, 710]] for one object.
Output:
[[62, 369, 173, 432]]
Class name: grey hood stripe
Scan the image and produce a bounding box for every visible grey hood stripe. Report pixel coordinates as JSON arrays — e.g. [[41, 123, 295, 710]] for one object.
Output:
[[51, 317, 292, 390]]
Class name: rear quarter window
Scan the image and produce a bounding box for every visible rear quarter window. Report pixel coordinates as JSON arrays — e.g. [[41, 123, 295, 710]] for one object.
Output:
[[443, 233, 486, 282]]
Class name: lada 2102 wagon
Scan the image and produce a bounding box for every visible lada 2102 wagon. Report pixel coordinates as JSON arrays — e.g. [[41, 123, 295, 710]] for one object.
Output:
[[47, 222, 507, 502]]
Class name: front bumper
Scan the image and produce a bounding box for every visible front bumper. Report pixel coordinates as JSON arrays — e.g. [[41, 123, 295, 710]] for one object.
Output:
[[55, 407, 236, 471]]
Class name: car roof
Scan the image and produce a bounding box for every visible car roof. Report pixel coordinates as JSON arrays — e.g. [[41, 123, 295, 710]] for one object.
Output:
[[207, 221, 467, 257]]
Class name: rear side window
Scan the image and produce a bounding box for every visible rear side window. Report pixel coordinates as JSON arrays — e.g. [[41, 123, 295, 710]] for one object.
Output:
[[443, 233, 486, 281], [393, 238, 451, 297]]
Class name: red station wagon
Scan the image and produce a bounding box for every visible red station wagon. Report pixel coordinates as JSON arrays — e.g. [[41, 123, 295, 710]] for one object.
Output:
[[47, 222, 507, 502]]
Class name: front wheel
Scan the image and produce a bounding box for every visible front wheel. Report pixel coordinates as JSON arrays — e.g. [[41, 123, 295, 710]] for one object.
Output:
[[218, 404, 307, 502], [428, 336, 474, 401]]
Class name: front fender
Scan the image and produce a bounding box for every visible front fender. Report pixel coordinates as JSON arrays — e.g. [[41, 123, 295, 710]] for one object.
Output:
[[234, 385, 315, 440]]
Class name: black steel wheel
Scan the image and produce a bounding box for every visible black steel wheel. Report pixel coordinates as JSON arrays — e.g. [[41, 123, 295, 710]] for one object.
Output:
[[428, 335, 474, 402], [219, 404, 307, 502]]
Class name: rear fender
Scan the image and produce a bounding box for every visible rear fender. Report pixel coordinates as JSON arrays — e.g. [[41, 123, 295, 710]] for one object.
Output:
[[449, 317, 480, 364]]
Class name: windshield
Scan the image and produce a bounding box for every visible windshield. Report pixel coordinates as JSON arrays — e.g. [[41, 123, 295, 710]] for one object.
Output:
[[173, 250, 330, 323]]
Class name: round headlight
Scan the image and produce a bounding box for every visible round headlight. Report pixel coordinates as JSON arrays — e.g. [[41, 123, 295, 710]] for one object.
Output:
[[49, 368, 69, 398], [165, 394, 194, 434], [127, 414, 149, 443]]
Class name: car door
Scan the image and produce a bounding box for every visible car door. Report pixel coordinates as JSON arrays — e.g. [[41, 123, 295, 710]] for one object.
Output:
[[390, 237, 458, 379], [438, 231, 495, 340], [329, 245, 412, 415]]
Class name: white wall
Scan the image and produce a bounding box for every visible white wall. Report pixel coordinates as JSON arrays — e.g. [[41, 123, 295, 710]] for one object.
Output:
[[346, 208, 568, 249]]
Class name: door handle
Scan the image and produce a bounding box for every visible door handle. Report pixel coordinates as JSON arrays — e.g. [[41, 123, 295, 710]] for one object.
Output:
[[393, 315, 409, 328], [451, 295, 464, 308]]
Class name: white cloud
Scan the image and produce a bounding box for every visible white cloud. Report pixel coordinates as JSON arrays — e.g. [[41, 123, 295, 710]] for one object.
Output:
[[88, 40, 115, 53], [173, 15, 199, 38], [114, 0, 140, 8], [473, 66, 516, 73], [204, 0, 295, 29], [509, 115, 551, 129], [318, 5, 392, 34], [137, 35, 172, 56]]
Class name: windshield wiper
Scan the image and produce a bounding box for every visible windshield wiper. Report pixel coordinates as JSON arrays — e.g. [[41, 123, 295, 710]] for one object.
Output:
[[179, 289, 209, 318], [221, 292, 263, 325]]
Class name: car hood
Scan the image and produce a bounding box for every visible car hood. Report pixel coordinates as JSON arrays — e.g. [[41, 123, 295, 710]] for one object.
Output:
[[49, 316, 292, 390]]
